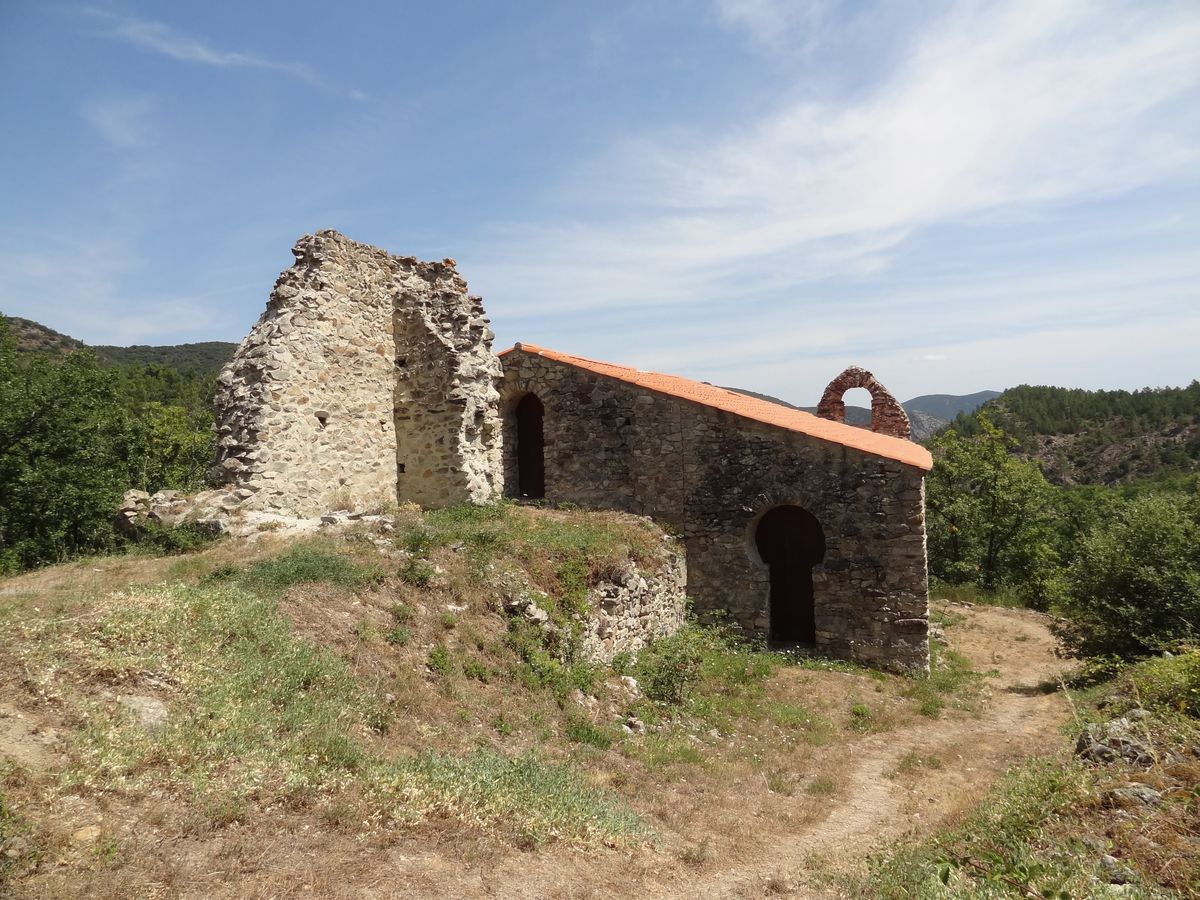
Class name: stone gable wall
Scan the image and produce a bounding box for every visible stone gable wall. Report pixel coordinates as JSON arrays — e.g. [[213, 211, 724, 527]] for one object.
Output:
[[501, 350, 930, 672], [211, 230, 501, 517]]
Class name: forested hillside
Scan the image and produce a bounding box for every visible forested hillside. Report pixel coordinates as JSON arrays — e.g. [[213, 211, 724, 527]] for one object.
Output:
[[0, 316, 216, 572], [945, 382, 1200, 485], [6, 315, 236, 373], [92, 341, 236, 373]]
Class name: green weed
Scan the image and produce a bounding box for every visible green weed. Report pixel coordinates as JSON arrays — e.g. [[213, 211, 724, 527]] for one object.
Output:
[[219, 544, 384, 593], [903, 638, 987, 718], [427, 644, 454, 678], [564, 716, 613, 750], [400, 558, 436, 588], [849, 702, 874, 732]]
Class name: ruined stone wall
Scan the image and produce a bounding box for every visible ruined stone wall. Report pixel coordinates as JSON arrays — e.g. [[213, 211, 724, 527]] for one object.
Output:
[[211, 230, 501, 517], [501, 350, 929, 672], [392, 269, 502, 507], [579, 550, 687, 665]]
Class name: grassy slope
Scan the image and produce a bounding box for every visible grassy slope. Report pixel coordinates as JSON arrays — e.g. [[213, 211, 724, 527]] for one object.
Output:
[[0, 503, 986, 896]]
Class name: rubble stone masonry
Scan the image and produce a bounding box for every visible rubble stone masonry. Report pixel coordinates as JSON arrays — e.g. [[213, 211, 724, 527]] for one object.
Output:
[[210, 231, 501, 517], [501, 348, 930, 672]]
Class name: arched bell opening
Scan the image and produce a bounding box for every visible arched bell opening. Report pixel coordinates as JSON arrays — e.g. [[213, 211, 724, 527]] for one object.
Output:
[[815, 365, 912, 440]]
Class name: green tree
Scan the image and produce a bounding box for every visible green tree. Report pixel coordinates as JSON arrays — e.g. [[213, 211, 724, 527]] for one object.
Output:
[[926, 415, 1061, 605], [0, 317, 218, 573], [1058, 493, 1200, 657], [0, 322, 131, 571]]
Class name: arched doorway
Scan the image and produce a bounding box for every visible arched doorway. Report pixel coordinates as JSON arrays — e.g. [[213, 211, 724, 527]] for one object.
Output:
[[514, 393, 545, 499], [755, 506, 826, 644]]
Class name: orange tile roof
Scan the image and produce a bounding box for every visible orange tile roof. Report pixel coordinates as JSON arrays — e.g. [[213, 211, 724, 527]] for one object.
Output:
[[500, 343, 933, 471]]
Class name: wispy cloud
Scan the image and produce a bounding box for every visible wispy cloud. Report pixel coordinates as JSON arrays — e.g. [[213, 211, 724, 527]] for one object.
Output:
[[83, 8, 363, 98], [472, 0, 1200, 318], [81, 93, 157, 149], [713, 0, 835, 52]]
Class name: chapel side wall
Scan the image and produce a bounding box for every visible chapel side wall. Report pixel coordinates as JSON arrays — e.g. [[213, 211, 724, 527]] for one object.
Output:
[[211, 232, 400, 517], [501, 350, 929, 672], [500, 354, 638, 508]]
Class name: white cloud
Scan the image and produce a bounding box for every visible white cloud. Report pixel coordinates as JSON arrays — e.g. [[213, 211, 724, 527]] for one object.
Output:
[[472, 0, 1200, 317], [0, 230, 247, 345], [83, 8, 361, 97], [82, 94, 157, 149]]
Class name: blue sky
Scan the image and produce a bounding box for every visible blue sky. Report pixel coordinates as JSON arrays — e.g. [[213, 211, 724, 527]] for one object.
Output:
[[2, 1, 1197, 403]]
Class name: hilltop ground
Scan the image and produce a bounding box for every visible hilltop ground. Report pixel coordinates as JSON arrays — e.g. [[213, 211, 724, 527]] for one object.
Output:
[[0, 505, 1173, 899]]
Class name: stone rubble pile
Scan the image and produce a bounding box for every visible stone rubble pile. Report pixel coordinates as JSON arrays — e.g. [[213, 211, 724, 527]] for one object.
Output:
[[1075, 711, 1156, 768]]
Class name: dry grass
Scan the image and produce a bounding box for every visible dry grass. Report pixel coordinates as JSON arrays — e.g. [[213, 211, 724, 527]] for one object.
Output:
[[0, 508, 1018, 899]]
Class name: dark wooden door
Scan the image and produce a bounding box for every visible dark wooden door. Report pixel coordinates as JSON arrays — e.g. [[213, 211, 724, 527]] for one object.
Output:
[[755, 506, 825, 644], [515, 394, 545, 499]]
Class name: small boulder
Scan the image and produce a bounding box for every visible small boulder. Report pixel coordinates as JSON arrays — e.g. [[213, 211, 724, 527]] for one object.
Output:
[[1107, 783, 1163, 808], [71, 825, 102, 845], [118, 695, 168, 730]]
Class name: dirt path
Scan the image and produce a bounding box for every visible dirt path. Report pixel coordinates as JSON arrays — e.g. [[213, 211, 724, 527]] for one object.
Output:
[[659, 604, 1073, 899], [461, 603, 1073, 900]]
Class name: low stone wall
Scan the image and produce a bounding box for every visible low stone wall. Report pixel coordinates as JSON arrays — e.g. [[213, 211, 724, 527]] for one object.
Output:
[[578, 551, 688, 665]]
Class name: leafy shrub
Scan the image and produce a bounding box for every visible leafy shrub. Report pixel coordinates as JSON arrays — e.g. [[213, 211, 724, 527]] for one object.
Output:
[[132, 521, 220, 556], [399, 525, 433, 557], [1057, 493, 1200, 657], [633, 627, 707, 705], [462, 657, 490, 683], [400, 558, 436, 588], [427, 644, 454, 677], [1119, 651, 1200, 717]]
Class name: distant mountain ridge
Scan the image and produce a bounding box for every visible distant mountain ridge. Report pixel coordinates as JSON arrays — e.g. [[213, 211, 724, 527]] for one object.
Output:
[[723, 386, 1000, 442], [948, 383, 1200, 485]]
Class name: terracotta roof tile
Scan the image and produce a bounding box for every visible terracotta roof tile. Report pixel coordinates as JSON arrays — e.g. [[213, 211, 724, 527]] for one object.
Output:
[[500, 343, 933, 471]]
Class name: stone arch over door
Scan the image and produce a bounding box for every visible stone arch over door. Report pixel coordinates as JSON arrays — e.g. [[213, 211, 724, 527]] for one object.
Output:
[[754, 505, 826, 644], [815, 366, 912, 439]]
